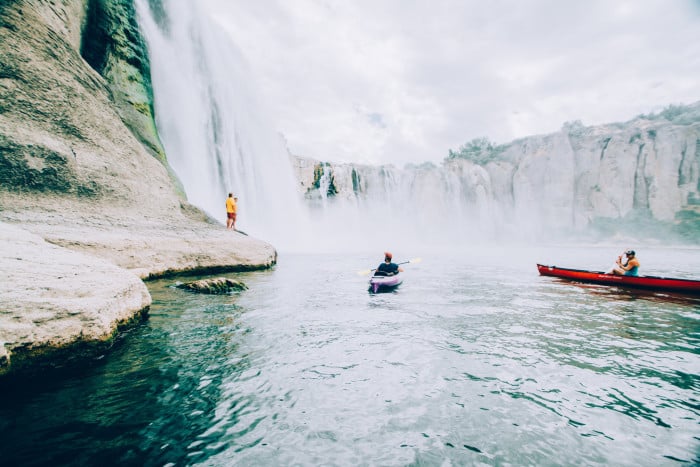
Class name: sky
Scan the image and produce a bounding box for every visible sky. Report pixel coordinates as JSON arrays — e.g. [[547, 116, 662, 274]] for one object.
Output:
[[204, 0, 700, 165]]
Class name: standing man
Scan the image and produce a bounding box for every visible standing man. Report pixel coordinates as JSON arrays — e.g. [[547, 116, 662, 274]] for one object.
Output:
[[226, 193, 237, 230]]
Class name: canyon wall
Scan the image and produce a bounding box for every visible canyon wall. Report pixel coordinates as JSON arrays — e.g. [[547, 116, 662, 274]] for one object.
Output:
[[293, 105, 700, 242]]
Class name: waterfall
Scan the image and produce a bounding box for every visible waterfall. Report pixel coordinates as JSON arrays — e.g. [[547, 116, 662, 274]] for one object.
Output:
[[135, 0, 308, 249], [134, 0, 473, 252], [298, 162, 511, 250]]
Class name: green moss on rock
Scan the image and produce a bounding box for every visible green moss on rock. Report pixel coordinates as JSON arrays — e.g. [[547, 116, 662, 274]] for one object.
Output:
[[80, 0, 168, 165]]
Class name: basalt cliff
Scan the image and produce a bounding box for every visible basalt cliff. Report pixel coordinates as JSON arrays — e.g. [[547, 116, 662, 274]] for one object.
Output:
[[293, 104, 700, 242], [0, 0, 276, 379]]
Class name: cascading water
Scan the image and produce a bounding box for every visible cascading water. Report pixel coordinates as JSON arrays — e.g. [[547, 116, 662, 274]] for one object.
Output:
[[135, 0, 308, 249], [135, 0, 480, 252], [298, 161, 512, 250]]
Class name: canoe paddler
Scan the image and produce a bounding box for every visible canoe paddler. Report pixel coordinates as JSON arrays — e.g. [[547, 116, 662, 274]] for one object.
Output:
[[374, 252, 404, 277], [611, 249, 640, 276]]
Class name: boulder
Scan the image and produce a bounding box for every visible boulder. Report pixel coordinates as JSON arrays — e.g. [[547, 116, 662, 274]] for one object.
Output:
[[176, 277, 248, 294]]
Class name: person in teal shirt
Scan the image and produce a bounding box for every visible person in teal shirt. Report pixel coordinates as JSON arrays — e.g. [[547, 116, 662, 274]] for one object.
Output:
[[612, 250, 640, 276]]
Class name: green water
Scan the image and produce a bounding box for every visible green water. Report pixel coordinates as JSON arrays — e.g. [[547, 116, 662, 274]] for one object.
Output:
[[0, 246, 698, 466]]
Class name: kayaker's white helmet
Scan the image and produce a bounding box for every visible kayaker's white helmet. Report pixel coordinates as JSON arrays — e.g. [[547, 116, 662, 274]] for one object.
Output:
[[625, 250, 635, 256]]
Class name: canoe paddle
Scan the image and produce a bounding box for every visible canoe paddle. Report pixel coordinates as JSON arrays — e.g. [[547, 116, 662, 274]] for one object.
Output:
[[357, 257, 422, 276]]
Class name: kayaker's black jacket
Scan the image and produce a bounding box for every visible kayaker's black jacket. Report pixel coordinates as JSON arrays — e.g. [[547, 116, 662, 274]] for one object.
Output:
[[375, 262, 399, 276]]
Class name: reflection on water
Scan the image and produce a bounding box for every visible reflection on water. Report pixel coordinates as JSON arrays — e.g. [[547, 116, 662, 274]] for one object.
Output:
[[0, 246, 698, 466], [544, 277, 700, 307]]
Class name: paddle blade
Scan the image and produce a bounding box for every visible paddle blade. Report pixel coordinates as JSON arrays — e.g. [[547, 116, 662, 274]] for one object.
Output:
[[408, 257, 422, 264], [357, 268, 373, 276]]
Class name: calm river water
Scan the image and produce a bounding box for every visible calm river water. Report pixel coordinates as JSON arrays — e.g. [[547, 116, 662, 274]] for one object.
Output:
[[1, 245, 699, 466]]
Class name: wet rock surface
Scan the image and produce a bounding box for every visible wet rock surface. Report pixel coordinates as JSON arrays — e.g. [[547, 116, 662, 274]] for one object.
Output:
[[176, 277, 248, 294]]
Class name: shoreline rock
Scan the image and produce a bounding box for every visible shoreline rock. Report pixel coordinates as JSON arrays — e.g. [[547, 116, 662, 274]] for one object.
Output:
[[0, 210, 277, 379], [0, 222, 151, 377]]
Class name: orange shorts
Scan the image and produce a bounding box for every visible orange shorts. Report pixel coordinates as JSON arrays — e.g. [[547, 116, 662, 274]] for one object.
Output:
[[227, 212, 236, 220]]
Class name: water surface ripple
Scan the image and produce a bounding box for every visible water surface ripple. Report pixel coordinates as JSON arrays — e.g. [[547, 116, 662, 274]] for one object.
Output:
[[0, 247, 698, 466]]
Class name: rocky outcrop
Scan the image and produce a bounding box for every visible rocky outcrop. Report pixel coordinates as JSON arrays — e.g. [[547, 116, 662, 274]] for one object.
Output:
[[176, 277, 248, 294], [292, 104, 700, 241], [0, 222, 150, 376], [0, 0, 276, 378]]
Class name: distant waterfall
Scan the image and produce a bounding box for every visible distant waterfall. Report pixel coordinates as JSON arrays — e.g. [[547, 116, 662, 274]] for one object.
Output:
[[296, 161, 511, 250], [135, 0, 307, 249]]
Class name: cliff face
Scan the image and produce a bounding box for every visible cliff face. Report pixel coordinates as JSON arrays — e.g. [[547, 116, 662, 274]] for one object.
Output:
[[0, 0, 172, 205], [80, 0, 168, 164], [0, 0, 276, 378], [293, 105, 700, 241]]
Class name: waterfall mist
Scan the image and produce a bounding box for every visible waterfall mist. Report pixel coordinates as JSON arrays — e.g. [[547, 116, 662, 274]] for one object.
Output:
[[297, 163, 505, 251], [136, 0, 497, 253]]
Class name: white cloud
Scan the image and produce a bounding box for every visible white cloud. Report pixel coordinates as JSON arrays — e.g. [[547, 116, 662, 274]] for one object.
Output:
[[204, 0, 700, 164]]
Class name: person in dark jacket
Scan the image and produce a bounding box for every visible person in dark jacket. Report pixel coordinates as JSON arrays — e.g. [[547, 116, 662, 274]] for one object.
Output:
[[374, 252, 404, 276]]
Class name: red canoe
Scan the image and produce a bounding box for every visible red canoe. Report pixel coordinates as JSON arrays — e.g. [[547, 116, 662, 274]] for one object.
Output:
[[537, 264, 700, 295]]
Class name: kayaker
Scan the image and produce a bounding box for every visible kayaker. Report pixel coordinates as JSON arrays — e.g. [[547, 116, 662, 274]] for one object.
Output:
[[611, 250, 640, 276], [374, 252, 404, 276]]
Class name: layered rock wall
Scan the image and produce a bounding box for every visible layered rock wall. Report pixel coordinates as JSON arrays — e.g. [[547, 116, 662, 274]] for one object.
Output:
[[293, 106, 700, 240]]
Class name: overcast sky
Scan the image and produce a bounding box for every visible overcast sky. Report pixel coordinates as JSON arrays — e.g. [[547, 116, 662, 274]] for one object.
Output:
[[204, 0, 700, 165]]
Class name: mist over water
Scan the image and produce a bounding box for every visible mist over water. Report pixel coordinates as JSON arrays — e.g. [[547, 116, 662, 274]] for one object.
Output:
[[301, 161, 545, 251]]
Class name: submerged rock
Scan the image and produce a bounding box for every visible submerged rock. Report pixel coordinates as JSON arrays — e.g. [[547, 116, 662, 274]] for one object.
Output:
[[177, 277, 248, 294]]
